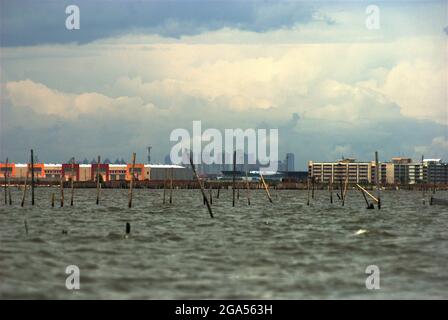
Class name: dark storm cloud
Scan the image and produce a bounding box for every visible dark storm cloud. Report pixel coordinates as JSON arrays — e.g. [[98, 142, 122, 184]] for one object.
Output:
[[0, 0, 315, 46]]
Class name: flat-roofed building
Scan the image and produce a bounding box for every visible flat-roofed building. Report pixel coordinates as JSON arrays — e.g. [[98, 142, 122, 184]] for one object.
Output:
[[424, 159, 448, 184], [14, 164, 29, 178], [62, 163, 80, 181], [79, 164, 91, 181], [127, 163, 147, 181], [308, 159, 372, 184], [0, 163, 15, 178], [44, 164, 62, 180], [91, 164, 109, 182], [144, 164, 193, 181], [31, 163, 45, 179], [109, 164, 127, 181]]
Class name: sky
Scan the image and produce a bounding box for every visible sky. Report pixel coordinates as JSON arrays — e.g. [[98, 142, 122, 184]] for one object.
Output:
[[0, 0, 447, 169]]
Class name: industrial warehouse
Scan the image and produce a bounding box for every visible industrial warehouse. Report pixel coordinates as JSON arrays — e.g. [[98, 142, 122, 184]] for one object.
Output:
[[0, 163, 193, 183], [1, 156, 447, 186]]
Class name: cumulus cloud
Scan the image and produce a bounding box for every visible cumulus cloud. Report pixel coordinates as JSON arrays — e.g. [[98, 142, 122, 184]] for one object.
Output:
[[414, 136, 448, 160], [1, 2, 447, 167], [0, 0, 315, 46], [4, 80, 153, 119]]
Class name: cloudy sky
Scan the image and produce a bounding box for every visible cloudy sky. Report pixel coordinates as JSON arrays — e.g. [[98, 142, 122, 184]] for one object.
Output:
[[0, 0, 447, 169]]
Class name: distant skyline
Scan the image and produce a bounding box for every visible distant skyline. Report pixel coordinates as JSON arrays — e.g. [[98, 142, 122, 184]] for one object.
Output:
[[1, 0, 447, 170]]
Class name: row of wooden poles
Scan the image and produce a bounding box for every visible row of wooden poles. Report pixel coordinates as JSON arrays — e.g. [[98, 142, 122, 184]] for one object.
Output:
[[3, 150, 274, 219], [3, 150, 383, 216], [11, 150, 423, 216], [191, 150, 273, 218], [306, 151, 382, 210]]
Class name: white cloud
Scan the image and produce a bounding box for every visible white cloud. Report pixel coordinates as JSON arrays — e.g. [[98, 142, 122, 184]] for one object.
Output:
[[414, 136, 448, 160], [4, 79, 154, 119]]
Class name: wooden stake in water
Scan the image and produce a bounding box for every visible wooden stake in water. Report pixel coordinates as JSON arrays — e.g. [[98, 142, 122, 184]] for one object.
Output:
[[342, 164, 348, 206], [163, 168, 167, 204], [169, 167, 173, 204], [245, 169, 251, 205], [30, 149, 35, 206], [4, 157, 8, 205], [70, 158, 75, 206], [356, 184, 374, 209], [311, 176, 315, 199], [128, 153, 136, 208], [21, 167, 29, 207], [8, 187, 12, 205], [306, 178, 310, 206], [232, 150, 236, 207], [189, 152, 213, 218], [51, 193, 55, 207], [329, 175, 333, 204], [60, 173, 64, 207], [356, 184, 379, 204], [203, 181, 207, 205], [421, 154, 426, 204], [209, 186, 213, 205], [96, 155, 101, 205], [375, 151, 381, 210], [260, 173, 273, 203]]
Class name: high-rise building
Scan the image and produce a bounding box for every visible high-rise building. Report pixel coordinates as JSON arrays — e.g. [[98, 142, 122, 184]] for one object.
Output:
[[286, 153, 295, 172]]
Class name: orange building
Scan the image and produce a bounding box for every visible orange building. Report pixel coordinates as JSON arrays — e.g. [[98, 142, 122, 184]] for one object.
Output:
[[126, 163, 147, 181], [0, 163, 15, 178]]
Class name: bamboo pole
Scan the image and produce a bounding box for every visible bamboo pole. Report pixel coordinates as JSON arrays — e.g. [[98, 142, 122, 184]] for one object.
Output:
[[311, 176, 315, 199], [358, 186, 373, 209], [60, 173, 64, 207], [245, 169, 251, 205], [356, 184, 379, 203], [232, 150, 236, 207], [329, 175, 333, 204], [163, 168, 167, 204], [4, 157, 8, 205], [375, 151, 381, 209], [8, 187, 12, 205], [209, 186, 213, 205], [21, 167, 29, 207], [260, 173, 273, 203], [342, 164, 348, 206], [189, 152, 213, 218], [128, 153, 136, 208], [169, 167, 173, 204], [421, 155, 426, 204], [96, 155, 101, 205], [307, 177, 310, 206], [70, 158, 75, 206], [30, 149, 35, 206], [217, 184, 220, 199], [51, 193, 55, 207]]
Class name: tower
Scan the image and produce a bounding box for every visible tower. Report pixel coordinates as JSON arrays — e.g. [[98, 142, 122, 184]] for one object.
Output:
[[147, 146, 152, 164]]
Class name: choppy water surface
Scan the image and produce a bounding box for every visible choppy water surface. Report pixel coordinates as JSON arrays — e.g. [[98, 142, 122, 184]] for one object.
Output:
[[0, 188, 447, 299]]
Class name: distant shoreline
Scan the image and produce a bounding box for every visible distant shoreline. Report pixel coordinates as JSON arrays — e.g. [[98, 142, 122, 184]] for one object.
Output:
[[2, 180, 447, 191]]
